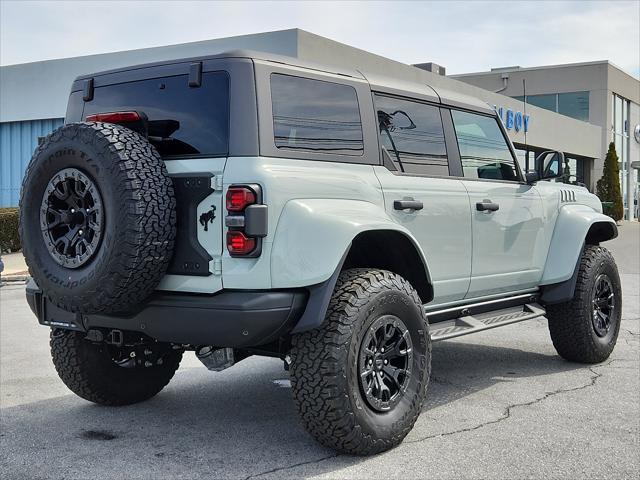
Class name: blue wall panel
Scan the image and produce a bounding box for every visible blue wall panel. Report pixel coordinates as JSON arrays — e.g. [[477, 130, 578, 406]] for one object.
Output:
[[0, 118, 64, 207]]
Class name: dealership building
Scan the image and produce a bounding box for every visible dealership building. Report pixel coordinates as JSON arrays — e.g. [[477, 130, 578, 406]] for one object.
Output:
[[1, 29, 638, 217]]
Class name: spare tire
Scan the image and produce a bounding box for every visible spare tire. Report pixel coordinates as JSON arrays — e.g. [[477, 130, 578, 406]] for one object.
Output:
[[20, 122, 176, 314]]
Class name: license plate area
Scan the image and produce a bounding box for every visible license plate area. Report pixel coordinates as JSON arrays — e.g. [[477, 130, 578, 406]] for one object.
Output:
[[39, 296, 83, 330]]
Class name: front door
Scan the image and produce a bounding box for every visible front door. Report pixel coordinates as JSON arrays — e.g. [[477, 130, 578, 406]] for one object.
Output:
[[450, 110, 546, 298]]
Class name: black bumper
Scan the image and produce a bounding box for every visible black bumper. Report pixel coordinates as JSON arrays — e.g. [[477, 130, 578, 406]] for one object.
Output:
[[26, 279, 307, 347]]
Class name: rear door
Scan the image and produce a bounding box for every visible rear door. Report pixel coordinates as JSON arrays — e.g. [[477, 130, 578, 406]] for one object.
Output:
[[82, 67, 230, 294], [450, 110, 546, 298], [372, 94, 472, 305]]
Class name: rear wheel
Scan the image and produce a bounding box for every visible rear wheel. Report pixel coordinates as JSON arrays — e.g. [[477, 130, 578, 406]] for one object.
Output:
[[50, 330, 182, 406], [289, 269, 431, 455], [546, 245, 622, 363]]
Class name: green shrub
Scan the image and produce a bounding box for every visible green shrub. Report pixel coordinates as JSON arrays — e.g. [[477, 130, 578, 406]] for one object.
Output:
[[596, 142, 624, 221], [0, 208, 21, 252]]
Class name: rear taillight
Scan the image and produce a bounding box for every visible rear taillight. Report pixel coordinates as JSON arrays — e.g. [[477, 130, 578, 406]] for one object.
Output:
[[226, 187, 257, 212], [226, 231, 256, 256], [86, 111, 141, 123], [225, 184, 266, 258]]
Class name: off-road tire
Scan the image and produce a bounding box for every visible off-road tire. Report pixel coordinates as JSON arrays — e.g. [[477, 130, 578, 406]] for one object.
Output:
[[546, 245, 622, 363], [289, 269, 431, 455], [50, 330, 182, 406], [19, 122, 176, 314]]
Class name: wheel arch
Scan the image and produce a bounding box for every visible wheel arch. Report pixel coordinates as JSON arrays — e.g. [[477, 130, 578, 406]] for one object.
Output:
[[342, 229, 433, 303], [290, 228, 433, 333], [540, 205, 618, 304]]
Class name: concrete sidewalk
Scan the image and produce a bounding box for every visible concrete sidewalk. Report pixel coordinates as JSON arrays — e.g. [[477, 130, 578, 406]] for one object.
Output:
[[0, 251, 28, 278]]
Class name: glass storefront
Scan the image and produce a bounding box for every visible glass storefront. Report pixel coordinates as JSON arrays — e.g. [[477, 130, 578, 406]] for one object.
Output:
[[612, 93, 634, 219]]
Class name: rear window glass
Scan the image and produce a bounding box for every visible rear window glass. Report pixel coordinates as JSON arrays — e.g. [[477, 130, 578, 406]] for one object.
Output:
[[84, 71, 229, 158], [270, 74, 363, 155]]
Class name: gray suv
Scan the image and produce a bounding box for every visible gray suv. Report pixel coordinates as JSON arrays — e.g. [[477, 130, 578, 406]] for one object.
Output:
[[21, 51, 621, 455]]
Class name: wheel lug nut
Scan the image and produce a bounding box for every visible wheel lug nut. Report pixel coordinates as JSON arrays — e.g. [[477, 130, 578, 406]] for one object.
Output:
[[384, 359, 388, 365], [71, 209, 75, 213], [381, 348, 385, 353]]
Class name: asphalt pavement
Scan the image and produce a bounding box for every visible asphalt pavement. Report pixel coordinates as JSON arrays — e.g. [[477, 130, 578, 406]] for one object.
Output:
[[1, 223, 638, 479]]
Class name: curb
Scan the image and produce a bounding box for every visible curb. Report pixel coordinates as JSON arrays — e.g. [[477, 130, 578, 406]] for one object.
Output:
[[0, 274, 29, 285]]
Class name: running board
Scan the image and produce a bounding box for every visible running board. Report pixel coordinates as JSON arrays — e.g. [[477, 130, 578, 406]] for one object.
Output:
[[429, 303, 546, 342]]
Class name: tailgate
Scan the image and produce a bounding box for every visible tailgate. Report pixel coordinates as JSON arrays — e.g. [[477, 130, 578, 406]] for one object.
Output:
[[157, 157, 227, 294]]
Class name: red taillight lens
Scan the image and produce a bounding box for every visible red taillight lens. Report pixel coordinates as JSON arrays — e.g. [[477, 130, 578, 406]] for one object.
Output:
[[86, 111, 141, 123], [226, 187, 256, 212], [226, 231, 256, 256]]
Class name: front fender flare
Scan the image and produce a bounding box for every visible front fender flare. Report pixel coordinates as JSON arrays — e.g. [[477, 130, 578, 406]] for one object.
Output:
[[540, 204, 617, 286]]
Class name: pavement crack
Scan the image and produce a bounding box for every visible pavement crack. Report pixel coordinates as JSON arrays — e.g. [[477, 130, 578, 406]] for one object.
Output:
[[243, 452, 341, 480], [407, 359, 616, 444]]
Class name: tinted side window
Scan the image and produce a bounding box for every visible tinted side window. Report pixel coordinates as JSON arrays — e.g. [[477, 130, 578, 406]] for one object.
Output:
[[451, 110, 519, 181], [374, 94, 448, 176], [84, 72, 229, 158], [270, 74, 363, 155]]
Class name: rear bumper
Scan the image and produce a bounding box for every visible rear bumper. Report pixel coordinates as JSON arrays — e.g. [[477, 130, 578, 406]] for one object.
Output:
[[26, 279, 307, 347]]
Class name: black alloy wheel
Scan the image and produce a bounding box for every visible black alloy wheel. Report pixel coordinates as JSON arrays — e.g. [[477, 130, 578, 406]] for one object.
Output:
[[591, 273, 615, 337], [359, 315, 413, 412], [40, 168, 104, 268]]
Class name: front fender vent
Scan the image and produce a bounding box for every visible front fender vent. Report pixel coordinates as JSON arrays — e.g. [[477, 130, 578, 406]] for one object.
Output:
[[560, 189, 576, 203]]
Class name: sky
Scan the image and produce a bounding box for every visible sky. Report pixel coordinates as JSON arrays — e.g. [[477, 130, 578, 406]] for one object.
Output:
[[1, 0, 639, 76]]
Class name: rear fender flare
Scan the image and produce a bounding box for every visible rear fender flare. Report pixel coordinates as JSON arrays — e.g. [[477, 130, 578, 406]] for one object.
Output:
[[270, 199, 431, 333]]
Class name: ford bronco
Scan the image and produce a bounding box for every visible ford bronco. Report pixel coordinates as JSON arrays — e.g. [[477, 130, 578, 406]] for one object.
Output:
[[21, 51, 621, 455]]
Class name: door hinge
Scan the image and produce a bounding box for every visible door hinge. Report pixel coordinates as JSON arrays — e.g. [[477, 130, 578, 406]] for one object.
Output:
[[210, 175, 224, 190], [213, 258, 223, 276]]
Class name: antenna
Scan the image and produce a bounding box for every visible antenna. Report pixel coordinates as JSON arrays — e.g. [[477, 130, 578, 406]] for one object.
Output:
[[522, 78, 528, 169]]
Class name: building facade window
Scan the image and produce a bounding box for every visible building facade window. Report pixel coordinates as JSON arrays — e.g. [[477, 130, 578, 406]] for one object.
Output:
[[612, 92, 632, 217], [511, 91, 589, 122]]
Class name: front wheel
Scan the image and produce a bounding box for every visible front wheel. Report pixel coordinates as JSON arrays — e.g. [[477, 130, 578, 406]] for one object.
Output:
[[51, 330, 182, 405], [289, 269, 431, 455], [546, 245, 622, 363]]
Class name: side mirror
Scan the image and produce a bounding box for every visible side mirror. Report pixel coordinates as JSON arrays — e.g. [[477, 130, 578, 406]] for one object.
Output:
[[535, 151, 564, 180]]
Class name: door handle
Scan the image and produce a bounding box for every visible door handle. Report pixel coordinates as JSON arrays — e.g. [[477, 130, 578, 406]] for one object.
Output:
[[476, 200, 500, 212], [394, 199, 424, 211]]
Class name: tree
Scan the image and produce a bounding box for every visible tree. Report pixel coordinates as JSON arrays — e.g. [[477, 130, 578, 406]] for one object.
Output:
[[596, 142, 624, 221]]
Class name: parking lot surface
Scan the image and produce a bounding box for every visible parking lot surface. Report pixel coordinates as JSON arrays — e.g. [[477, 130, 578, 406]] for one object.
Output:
[[1, 223, 638, 479]]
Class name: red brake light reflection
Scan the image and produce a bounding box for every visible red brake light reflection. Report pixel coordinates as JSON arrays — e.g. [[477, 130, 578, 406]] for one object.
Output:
[[86, 111, 141, 123], [226, 187, 256, 212], [227, 231, 256, 255]]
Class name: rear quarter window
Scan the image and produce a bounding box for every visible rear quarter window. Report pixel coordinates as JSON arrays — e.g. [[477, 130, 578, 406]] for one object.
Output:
[[270, 74, 364, 155], [83, 71, 229, 158]]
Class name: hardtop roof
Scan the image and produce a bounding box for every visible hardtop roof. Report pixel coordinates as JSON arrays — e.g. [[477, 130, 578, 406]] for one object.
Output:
[[74, 49, 494, 114]]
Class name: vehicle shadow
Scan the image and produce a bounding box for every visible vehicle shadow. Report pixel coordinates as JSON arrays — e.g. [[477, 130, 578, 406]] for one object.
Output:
[[0, 339, 585, 480]]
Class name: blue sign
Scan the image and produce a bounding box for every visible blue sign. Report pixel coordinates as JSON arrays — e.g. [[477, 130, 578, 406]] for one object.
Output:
[[494, 106, 530, 133]]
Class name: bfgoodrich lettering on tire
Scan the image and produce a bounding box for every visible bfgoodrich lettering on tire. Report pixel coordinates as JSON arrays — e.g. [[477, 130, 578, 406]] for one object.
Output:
[[19, 122, 176, 314], [289, 269, 431, 455]]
